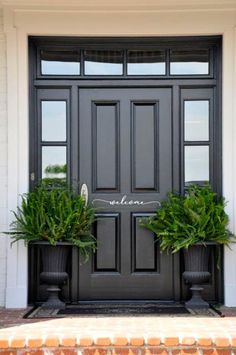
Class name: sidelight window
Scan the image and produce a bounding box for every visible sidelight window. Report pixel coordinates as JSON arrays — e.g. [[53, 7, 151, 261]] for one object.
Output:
[[42, 146, 67, 181], [39, 94, 69, 185], [41, 101, 67, 142], [182, 92, 213, 187], [184, 100, 209, 141], [184, 146, 209, 184]]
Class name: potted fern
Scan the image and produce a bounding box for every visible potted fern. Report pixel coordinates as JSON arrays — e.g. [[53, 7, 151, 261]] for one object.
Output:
[[7, 183, 96, 309], [141, 184, 234, 308]]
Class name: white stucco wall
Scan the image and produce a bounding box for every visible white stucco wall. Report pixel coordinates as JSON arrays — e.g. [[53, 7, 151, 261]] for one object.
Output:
[[0, 8, 7, 307], [1, 1, 236, 308]]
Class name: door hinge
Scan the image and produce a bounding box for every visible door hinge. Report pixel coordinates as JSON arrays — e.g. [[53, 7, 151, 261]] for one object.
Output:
[[30, 172, 35, 181]]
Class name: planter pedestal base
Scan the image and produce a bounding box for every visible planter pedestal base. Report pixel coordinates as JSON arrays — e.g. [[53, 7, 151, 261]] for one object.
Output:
[[183, 269, 211, 309], [41, 285, 66, 310], [185, 285, 210, 309], [40, 270, 68, 310]]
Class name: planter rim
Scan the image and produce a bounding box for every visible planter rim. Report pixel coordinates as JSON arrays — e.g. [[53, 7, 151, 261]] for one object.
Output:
[[29, 241, 73, 246], [186, 242, 218, 246]]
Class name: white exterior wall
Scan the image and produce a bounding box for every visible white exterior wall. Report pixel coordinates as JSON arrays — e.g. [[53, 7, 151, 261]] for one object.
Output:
[[1, 1, 236, 308], [0, 8, 7, 307]]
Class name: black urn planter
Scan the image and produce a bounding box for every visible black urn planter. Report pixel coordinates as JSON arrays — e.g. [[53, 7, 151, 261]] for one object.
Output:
[[37, 242, 71, 310], [183, 244, 213, 309]]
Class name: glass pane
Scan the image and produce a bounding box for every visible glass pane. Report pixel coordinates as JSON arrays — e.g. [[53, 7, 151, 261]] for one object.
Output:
[[41, 50, 80, 75], [184, 101, 209, 141], [170, 49, 209, 75], [42, 101, 66, 142], [185, 146, 209, 184], [127, 50, 165, 75], [42, 146, 67, 185], [84, 50, 123, 75]]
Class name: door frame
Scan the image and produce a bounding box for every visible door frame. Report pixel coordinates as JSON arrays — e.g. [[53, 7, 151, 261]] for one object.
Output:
[[28, 36, 222, 304]]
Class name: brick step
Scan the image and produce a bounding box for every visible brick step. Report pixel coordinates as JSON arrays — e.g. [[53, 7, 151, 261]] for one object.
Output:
[[0, 312, 236, 355], [0, 346, 236, 355], [0, 336, 236, 354]]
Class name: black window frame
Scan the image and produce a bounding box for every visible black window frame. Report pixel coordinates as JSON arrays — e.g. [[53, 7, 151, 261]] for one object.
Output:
[[28, 35, 223, 304], [33, 36, 216, 80], [29, 35, 222, 196]]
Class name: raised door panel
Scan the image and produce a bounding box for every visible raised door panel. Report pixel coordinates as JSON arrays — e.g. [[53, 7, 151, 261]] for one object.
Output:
[[131, 103, 159, 191], [92, 102, 120, 192], [132, 213, 159, 272], [94, 214, 120, 272]]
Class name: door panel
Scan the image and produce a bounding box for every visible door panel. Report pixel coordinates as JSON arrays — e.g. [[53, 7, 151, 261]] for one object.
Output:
[[95, 213, 120, 272], [132, 213, 158, 272], [92, 102, 120, 192], [131, 102, 158, 191], [78, 88, 173, 300]]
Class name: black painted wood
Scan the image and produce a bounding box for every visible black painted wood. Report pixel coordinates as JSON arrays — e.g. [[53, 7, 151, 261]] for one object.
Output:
[[28, 36, 222, 304], [79, 88, 173, 300], [95, 214, 120, 272], [92, 102, 119, 192], [131, 103, 158, 191], [132, 213, 158, 272]]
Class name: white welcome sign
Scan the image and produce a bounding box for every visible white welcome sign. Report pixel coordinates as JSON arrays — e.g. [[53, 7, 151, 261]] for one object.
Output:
[[92, 194, 161, 207]]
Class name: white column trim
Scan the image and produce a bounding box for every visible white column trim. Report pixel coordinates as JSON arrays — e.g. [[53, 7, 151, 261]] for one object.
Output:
[[223, 28, 236, 306], [4, 8, 28, 309]]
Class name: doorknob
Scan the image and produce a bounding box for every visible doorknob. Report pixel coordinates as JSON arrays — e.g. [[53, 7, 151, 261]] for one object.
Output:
[[80, 183, 89, 206]]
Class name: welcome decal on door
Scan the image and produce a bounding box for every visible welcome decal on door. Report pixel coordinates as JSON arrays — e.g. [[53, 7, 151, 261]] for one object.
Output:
[[92, 195, 161, 207]]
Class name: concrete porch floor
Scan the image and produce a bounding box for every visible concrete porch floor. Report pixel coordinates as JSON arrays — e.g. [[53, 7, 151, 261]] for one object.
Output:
[[0, 307, 236, 354]]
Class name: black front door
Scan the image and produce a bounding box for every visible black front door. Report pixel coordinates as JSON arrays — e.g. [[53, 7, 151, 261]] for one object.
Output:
[[78, 88, 174, 300]]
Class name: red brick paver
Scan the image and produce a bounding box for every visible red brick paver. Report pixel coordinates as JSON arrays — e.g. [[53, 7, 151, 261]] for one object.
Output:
[[0, 308, 40, 328]]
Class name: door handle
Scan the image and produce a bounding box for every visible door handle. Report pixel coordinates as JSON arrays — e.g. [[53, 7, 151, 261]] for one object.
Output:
[[80, 183, 89, 206]]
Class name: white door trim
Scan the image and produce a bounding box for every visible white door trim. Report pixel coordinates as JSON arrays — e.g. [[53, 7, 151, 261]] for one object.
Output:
[[3, 5, 236, 307]]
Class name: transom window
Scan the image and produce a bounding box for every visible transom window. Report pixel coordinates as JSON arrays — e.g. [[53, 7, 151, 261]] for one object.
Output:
[[38, 40, 213, 77], [41, 49, 80, 75]]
